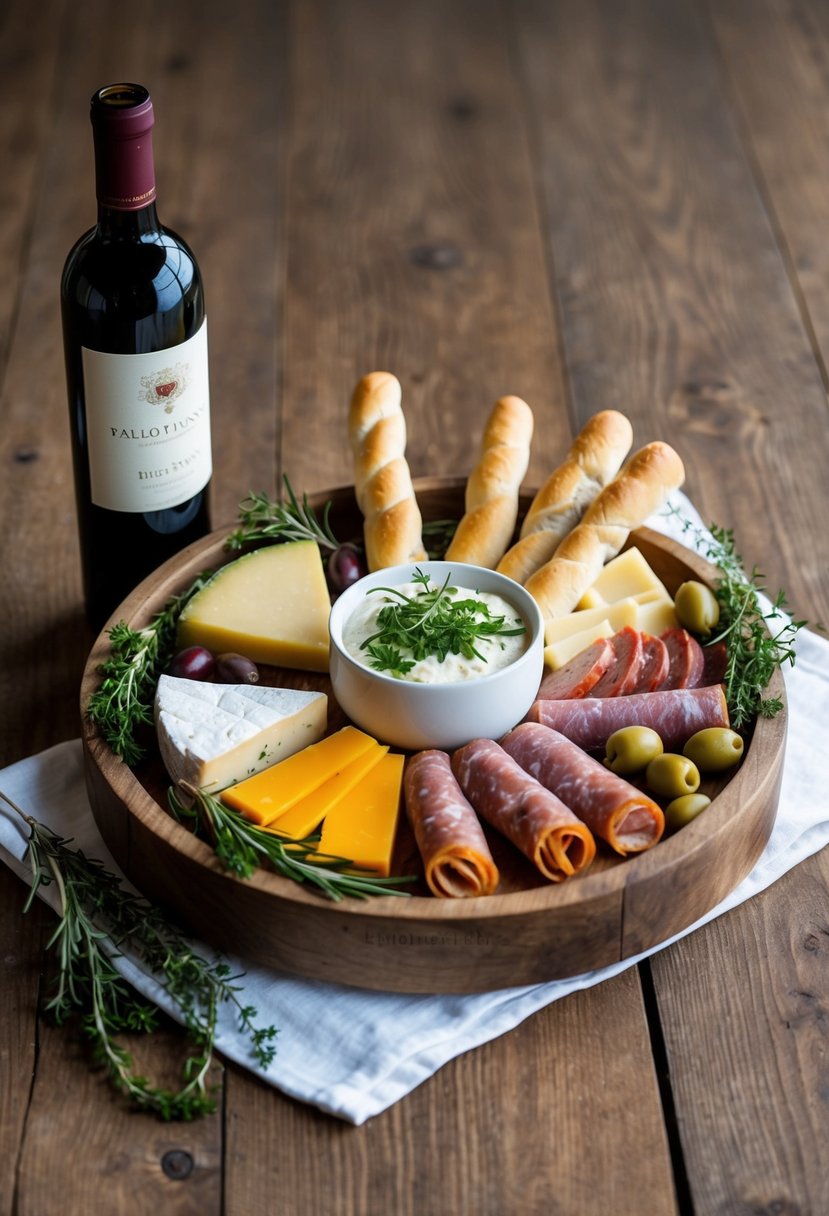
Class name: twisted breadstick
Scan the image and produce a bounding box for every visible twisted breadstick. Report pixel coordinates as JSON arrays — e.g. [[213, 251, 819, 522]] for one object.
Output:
[[348, 371, 426, 571], [444, 395, 534, 568], [524, 441, 685, 622], [496, 410, 632, 584]]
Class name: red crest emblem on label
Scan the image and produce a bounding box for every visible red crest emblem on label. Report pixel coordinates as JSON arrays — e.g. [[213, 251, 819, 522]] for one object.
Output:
[[139, 363, 189, 413]]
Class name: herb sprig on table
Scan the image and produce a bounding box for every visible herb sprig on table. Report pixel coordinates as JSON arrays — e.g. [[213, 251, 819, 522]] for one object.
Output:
[[672, 512, 806, 729], [169, 784, 415, 900], [361, 568, 526, 677], [0, 789, 277, 1121]]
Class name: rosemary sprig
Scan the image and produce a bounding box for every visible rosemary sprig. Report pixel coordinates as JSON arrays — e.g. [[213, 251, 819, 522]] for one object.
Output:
[[361, 568, 525, 677], [227, 476, 341, 552], [1, 789, 277, 1121], [671, 511, 806, 729], [169, 784, 415, 900], [87, 573, 210, 764]]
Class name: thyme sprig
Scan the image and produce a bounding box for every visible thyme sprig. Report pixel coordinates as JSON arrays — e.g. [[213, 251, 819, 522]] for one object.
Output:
[[670, 511, 806, 729], [1, 789, 277, 1121], [169, 784, 415, 900], [361, 568, 525, 677], [86, 573, 210, 764], [227, 477, 341, 552]]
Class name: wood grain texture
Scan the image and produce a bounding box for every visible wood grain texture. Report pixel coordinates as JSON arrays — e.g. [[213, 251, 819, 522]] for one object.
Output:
[[515, 0, 829, 622], [224, 969, 677, 1216], [651, 848, 829, 1215], [279, 0, 569, 494]]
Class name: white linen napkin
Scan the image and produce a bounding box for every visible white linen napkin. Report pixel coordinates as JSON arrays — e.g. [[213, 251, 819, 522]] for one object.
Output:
[[1, 493, 827, 1125]]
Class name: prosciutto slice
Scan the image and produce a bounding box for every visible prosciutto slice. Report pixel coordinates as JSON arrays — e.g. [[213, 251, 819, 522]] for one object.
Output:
[[501, 722, 664, 855], [403, 750, 500, 898], [525, 684, 730, 753], [451, 738, 596, 883]]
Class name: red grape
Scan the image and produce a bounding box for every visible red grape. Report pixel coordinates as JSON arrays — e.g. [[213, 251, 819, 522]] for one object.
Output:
[[168, 645, 215, 681]]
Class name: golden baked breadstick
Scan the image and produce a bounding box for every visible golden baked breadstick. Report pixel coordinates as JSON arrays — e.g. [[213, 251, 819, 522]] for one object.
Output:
[[444, 395, 534, 569], [524, 441, 685, 622], [348, 371, 426, 571], [496, 410, 632, 584]]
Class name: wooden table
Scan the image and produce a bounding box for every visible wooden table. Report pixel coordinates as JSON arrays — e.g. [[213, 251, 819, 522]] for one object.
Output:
[[2, 1, 827, 1212]]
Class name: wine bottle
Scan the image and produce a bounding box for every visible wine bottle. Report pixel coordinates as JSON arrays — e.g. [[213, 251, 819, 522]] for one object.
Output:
[[61, 83, 212, 630]]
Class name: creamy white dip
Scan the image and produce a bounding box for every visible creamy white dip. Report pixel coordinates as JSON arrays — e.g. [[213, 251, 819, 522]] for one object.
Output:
[[342, 580, 528, 684]]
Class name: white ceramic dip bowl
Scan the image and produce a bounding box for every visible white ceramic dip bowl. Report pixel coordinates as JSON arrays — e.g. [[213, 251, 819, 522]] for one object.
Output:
[[328, 560, 545, 751]]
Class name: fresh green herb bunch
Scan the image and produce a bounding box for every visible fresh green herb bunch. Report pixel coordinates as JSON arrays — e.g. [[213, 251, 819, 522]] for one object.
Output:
[[169, 784, 414, 900], [227, 477, 341, 552], [361, 568, 525, 678], [2, 791, 276, 1120], [87, 573, 210, 764], [672, 513, 806, 729]]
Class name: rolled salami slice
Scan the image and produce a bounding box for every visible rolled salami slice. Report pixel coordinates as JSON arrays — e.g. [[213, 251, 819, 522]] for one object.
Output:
[[659, 627, 705, 690], [589, 627, 643, 697], [501, 722, 664, 855], [525, 684, 730, 753], [404, 750, 500, 898], [536, 637, 615, 700], [451, 738, 596, 882]]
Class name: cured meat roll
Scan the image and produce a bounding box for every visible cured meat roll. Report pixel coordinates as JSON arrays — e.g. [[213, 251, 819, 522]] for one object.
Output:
[[525, 684, 730, 754], [501, 722, 664, 855], [404, 750, 500, 898], [451, 738, 596, 882]]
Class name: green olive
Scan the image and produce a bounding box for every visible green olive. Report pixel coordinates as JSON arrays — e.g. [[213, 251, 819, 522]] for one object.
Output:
[[645, 752, 701, 798], [674, 580, 720, 637], [605, 725, 664, 774], [683, 727, 744, 772], [664, 793, 712, 833]]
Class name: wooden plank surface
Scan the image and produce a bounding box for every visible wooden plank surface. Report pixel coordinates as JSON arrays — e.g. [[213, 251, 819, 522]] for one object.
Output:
[[0, 0, 827, 1212]]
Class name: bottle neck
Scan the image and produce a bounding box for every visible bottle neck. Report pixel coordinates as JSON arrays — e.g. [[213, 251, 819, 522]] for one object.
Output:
[[91, 86, 158, 228], [96, 200, 161, 239]]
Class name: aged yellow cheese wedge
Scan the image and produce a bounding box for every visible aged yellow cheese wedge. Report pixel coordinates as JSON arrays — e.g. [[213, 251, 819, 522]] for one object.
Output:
[[177, 539, 331, 672], [221, 725, 378, 826], [266, 741, 388, 840], [577, 547, 671, 610], [543, 597, 639, 647], [317, 752, 405, 876]]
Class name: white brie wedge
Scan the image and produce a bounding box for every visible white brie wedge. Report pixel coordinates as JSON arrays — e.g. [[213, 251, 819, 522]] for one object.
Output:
[[154, 674, 328, 791]]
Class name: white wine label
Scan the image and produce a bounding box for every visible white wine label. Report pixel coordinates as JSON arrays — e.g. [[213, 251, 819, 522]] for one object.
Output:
[[82, 320, 211, 512]]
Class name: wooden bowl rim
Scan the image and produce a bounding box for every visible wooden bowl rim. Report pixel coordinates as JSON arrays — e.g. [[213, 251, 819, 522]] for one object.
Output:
[[80, 477, 787, 925]]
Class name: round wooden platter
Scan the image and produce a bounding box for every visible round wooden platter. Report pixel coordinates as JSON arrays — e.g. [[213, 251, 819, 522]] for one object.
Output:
[[80, 478, 787, 994]]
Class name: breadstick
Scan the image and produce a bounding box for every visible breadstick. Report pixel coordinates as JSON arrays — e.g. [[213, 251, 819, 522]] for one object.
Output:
[[524, 441, 685, 621], [444, 395, 534, 568], [496, 410, 632, 584], [348, 371, 426, 571]]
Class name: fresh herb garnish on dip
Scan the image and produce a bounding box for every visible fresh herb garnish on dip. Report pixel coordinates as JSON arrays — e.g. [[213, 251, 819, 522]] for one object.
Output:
[[347, 568, 527, 683]]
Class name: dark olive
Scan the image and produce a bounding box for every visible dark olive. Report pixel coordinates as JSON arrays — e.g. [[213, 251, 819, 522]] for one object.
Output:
[[215, 653, 260, 684], [168, 645, 215, 681], [664, 793, 712, 833], [605, 725, 664, 774], [327, 544, 367, 595], [674, 580, 720, 637], [645, 752, 701, 798], [683, 727, 744, 773]]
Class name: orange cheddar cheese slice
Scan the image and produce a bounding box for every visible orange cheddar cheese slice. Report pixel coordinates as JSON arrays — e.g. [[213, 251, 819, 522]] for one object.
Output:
[[266, 742, 389, 840], [317, 752, 405, 876], [221, 725, 378, 826]]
